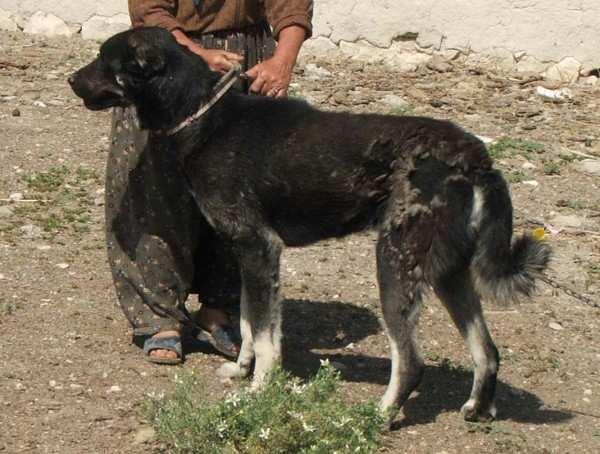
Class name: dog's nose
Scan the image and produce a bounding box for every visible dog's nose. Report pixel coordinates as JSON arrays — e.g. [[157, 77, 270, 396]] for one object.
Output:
[[67, 75, 75, 86]]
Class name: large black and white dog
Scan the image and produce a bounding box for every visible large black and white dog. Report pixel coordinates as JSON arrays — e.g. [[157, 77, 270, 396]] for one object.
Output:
[[69, 27, 550, 423]]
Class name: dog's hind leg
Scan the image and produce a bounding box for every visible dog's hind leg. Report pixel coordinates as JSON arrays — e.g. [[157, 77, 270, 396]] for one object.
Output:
[[434, 270, 499, 422], [376, 231, 425, 423]]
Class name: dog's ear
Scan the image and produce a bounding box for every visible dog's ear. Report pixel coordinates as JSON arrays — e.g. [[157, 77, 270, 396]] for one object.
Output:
[[127, 33, 166, 76]]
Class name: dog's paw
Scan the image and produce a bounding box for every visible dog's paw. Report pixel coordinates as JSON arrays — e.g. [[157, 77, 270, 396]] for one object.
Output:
[[461, 399, 497, 422], [217, 361, 249, 379]]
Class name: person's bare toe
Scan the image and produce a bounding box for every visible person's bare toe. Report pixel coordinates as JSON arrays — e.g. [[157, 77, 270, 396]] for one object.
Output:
[[148, 330, 180, 360]]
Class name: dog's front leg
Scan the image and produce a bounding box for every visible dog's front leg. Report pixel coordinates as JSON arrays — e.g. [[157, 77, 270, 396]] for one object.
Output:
[[219, 229, 283, 388], [217, 285, 254, 379]]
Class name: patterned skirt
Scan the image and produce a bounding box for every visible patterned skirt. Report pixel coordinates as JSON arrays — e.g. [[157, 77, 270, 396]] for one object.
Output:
[[106, 23, 274, 336]]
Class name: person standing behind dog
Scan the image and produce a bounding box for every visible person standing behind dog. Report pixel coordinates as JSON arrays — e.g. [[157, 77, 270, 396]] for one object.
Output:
[[106, 1, 312, 364]]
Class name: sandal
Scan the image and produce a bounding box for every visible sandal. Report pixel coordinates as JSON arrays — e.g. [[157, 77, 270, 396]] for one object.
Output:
[[143, 336, 183, 365]]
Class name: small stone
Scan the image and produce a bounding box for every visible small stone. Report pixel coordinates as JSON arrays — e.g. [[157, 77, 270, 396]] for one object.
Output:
[[522, 162, 536, 170], [133, 426, 156, 445], [380, 94, 410, 110], [584, 389, 592, 396], [56, 263, 70, 270], [8, 192, 23, 202], [582, 397, 591, 404], [0, 273, 5, 280], [33, 100, 47, 108], [37, 245, 52, 251], [11, 108, 20, 117], [548, 322, 564, 331], [15, 382, 25, 391], [574, 159, 600, 176], [20, 224, 43, 239], [522, 180, 539, 187], [49, 380, 57, 387], [0, 206, 13, 218], [303, 63, 332, 81], [107, 385, 122, 393], [426, 56, 453, 73]]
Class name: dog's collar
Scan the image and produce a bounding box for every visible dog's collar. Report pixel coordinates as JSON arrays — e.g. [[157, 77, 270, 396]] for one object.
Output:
[[165, 63, 242, 136]]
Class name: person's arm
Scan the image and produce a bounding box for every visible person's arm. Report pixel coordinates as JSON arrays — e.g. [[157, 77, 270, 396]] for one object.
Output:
[[246, 25, 307, 97], [246, 0, 313, 97], [128, 0, 243, 73]]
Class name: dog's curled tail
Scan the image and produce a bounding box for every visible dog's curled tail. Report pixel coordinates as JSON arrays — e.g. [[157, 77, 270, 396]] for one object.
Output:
[[470, 170, 551, 303]]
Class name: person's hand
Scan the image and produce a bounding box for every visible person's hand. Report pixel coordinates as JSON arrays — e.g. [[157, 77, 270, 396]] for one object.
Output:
[[172, 29, 243, 73], [193, 47, 244, 73], [245, 56, 293, 98]]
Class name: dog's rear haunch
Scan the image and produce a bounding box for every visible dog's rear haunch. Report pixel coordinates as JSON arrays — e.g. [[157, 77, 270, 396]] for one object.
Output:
[[69, 27, 551, 425]]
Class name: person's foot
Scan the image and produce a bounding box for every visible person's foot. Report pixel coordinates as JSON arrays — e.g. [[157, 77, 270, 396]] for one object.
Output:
[[196, 306, 240, 357], [147, 330, 180, 362], [197, 306, 232, 332]]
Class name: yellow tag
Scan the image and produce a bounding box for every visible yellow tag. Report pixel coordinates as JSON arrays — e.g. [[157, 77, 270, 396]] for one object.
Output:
[[532, 227, 546, 241]]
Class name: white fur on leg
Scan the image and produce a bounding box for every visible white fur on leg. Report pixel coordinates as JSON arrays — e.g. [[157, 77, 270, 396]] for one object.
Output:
[[379, 342, 400, 411], [250, 334, 278, 391], [217, 290, 254, 380]]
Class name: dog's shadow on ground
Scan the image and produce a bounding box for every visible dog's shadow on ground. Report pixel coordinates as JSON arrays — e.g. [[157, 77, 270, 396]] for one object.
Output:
[[281, 298, 574, 428]]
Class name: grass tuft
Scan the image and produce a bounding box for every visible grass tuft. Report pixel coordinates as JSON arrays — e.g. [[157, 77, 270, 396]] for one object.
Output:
[[488, 138, 545, 160], [141, 364, 384, 454]]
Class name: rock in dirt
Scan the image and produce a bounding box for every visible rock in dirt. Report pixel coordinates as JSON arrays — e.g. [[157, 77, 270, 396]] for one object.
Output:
[[0, 206, 13, 218], [11, 108, 20, 117], [522, 161, 537, 170], [574, 159, 600, 176], [56, 263, 70, 270], [549, 214, 583, 229], [9, 192, 23, 202], [24, 12, 73, 38], [426, 56, 453, 73], [133, 426, 156, 445], [303, 63, 332, 81], [20, 224, 43, 239], [548, 322, 564, 331], [543, 57, 582, 85], [380, 93, 410, 111]]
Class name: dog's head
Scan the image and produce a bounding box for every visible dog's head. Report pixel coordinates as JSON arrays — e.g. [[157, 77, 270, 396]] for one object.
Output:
[[68, 27, 217, 129]]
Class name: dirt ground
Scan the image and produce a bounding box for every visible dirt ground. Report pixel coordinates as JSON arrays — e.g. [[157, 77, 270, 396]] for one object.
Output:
[[1, 30, 599, 454]]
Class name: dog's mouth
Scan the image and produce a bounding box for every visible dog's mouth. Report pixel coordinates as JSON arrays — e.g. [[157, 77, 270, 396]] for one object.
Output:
[[82, 96, 128, 111]]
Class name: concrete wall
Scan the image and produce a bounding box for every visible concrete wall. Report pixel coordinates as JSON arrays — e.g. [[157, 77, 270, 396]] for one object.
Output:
[[1, 0, 599, 73]]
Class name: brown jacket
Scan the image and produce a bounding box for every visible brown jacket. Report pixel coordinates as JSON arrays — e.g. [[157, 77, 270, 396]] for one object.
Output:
[[128, 0, 312, 39]]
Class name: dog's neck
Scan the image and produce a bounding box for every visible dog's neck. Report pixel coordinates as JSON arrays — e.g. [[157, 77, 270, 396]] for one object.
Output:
[[134, 52, 220, 132]]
